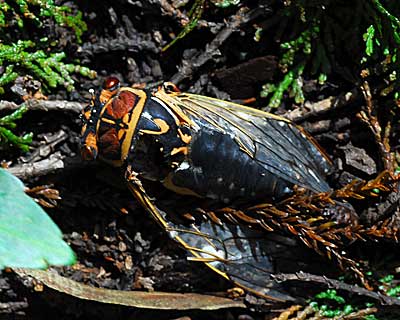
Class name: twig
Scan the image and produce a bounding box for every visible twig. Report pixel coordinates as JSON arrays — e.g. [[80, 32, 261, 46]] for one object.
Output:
[[271, 305, 303, 320], [159, 0, 190, 24], [283, 88, 360, 122], [170, 7, 258, 84], [272, 271, 400, 306], [0, 100, 84, 114], [25, 184, 61, 208], [358, 81, 394, 171], [341, 308, 378, 320], [271, 305, 377, 320], [21, 129, 68, 163], [8, 152, 65, 179], [362, 189, 400, 225]]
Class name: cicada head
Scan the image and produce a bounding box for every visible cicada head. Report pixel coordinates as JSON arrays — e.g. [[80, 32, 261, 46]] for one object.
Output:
[[80, 77, 122, 162], [80, 77, 147, 166]]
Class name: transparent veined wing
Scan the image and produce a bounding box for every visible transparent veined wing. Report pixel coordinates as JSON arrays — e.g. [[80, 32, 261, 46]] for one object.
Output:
[[154, 90, 332, 194], [126, 168, 297, 301]]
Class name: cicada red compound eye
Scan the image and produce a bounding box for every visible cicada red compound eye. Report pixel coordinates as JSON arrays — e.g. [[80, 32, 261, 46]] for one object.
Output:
[[103, 77, 120, 91]]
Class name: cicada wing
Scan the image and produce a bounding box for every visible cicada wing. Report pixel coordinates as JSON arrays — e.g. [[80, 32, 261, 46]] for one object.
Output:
[[173, 219, 297, 302], [126, 171, 295, 301], [155, 90, 331, 194]]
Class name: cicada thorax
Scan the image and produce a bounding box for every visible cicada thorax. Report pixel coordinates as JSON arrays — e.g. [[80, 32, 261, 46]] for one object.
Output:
[[125, 96, 195, 186], [96, 89, 141, 162], [80, 79, 197, 182], [81, 78, 150, 166]]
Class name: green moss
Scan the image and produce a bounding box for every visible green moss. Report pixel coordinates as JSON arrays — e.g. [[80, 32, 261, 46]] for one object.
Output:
[[261, 64, 304, 108], [1, 0, 87, 42], [259, 0, 400, 108], [379, 274, 395, 284], [308, 289, 377, 319], [0, 41, 96, 93], [211, 0, 241, 8], [0, 105, 32, 152], [0, 0, 95, 93]]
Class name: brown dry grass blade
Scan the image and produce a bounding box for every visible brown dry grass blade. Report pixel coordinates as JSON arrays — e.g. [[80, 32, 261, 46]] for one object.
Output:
[[14, 268, 245, 310]]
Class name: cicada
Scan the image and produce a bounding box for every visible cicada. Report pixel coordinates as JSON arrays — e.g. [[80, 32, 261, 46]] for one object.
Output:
[[81, 77, 335, 301]]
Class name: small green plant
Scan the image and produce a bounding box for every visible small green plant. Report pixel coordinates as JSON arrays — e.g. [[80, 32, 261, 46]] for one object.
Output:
[[259, 0, 400, 109], [0, 40, 96, 93], [0, 0, 87, 42], [0, 40, 95, 93], [360, 2, 400, 98], [274, 289, 379, 319], [309, 289, 354, 318], [261, 64, 305, 108], [0, 0, 96, 93], [0, 105, 32, 151], [378, 274, 400, 297]]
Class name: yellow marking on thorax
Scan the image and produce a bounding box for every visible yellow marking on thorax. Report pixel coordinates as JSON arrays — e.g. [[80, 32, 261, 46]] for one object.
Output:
[[83, 110, 91, 121], [84, 131, 97, 148], [118, 88, 148, 162], [177, 128, 192, 144], [95, 94, 114, 141], [154, 118, 170, 132], [139, 118, 170, 135], [171, 146, 189, 156], [101, 118, 117, 125], [117, 128, 126, 141], [96, 88, 147, 167]]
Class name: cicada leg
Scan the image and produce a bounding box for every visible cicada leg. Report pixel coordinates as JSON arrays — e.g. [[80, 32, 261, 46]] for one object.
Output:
[[125, 166, 296, 302]]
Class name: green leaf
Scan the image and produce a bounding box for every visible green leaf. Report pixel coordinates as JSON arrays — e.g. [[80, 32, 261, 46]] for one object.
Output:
[[315, 289, 345, 304], [364, 25, 375, 56], [0, 169, 76, 269], [211, 0, 241, 8]]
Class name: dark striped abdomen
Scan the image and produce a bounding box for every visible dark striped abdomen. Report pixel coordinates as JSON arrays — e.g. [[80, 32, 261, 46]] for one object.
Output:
[[168, 124, 298, 203]]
